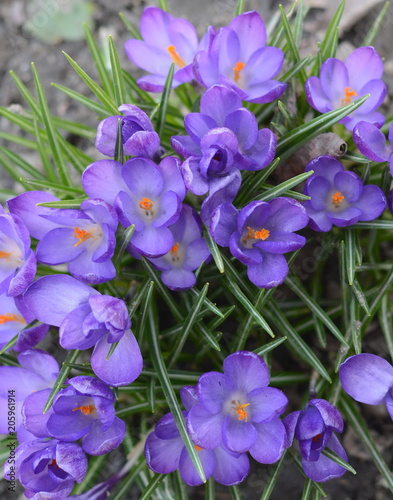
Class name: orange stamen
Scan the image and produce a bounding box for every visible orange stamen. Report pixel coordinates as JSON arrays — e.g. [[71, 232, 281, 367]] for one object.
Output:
[[235, 402, 250, 422], [72, 405, 96, 415], [0, 313, 26, 325], [0, 251, 12, 260], [170, 242, 180, 255], [167, 45, 186, 68], [312, 433, 323, 443], [232, 61, 245, 83], [139, 197, 154, 211], [73, 227, 94, 247], [341, 87, 357, 106], [243, 227, 270, 242], [331, 191, 345, 206], [194, 444, 203, 452]]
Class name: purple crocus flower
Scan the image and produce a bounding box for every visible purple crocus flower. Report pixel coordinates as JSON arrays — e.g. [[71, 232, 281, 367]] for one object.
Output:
[[353, 121, 393, 175], [0, 292, 48, 352], [124, 7, 213, 92], [148, 204, 210, 291], [145, 385, 250, 486], [186, 351, 288, 463], [0, 205, 36, 297], [23, 275, 143, 387], [303, 156, 386, 232], [305, 46, 387, 131], [8, 191, 118, 284], [95, 104, 162, 159], [194, 11, 286, 103], [210, 197, 309, 288], [0, 349, 59, 442], [283, 399, 347, 482], [339, 353, 393, 420], [82, 156, 186, 257], [23, 376, 126, 456], [3, 438, 87, 499]]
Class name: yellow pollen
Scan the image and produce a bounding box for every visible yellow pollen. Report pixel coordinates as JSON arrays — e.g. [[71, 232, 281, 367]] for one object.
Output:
[[243, 226, 270, 242], [139, 197, 154, 211], [235, 402, 250, 422], [167, 45, 186, 68], [170, 242, 180, 255], [0, 251, 12, 260], [0, 313, 26, 325], [331, 191, 345, 206], [341, 86, 357, 106], [72, 405, 96, 415], [73, 227, 94, 247], [232, 61, 245, 83], [194, 444, 203, 452]]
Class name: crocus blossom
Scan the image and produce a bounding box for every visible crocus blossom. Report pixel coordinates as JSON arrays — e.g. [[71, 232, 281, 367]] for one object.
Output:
[[0, 205, 36, 297], [194, 11, 286, 103], [305, 46, 387, 131], [95, 103, 162, 159], [148, 204, 210, 290], [210, 197, 309, 288], [283, 399, 347, 482], [82, 156, 186, 257], [339, 353, 393, 420], [186, 351, 288, 463], [23, 275, 143, 386], [23, 376, 126, 455], [4, 438, 87, 499], [124, 6, 212, 92], [353, 121, 393, 175], [303, 156, 386, 232]]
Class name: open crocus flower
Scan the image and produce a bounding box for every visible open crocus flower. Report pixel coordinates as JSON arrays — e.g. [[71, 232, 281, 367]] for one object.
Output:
[[353, 121, 393, 175], [3, 439, 87, 499], [23, 275, 143, 387], [145, 385, 250, 486], [23, 376, 126, 456], [210, 197, 309, 288], [125, 6, 213, 92], [186, 351, 288, 463], [8, 191, 118, 284], [303, 156, 386, 232], [0, 205, 36, 297], [82, 156, 185, 257], [95, 104, 162, 159], [148, 205, 210, 291], [284, 399, 347, 482], [339, 353, 393, 420], [305, 46, 387, 131], [194, 11, 286, 103]]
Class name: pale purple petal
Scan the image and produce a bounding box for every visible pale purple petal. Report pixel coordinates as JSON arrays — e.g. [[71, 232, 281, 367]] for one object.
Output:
[[184, 113, 217, 142], [223, 351, 269, 394], [247, 253, 289, 288], [320, 58, 349, 105], [181, 157, 210, 195], [249, 418, 288, 464], [305, 77, 331, 113], [222, 415, 257, 452], [22, 388, 52, 438], [82, 160, 125, 205], [353, 184, 386, 221], [353, 121, 389, 161], [82, 417, 126, 455], [121, 157, 163, 198], [161, 268, 196, 291], [246, 46, 284, 84], [131, 225, 174, 257], [125, 40, 171, 75], [306, 176, 332, 210], [197, 372, 235, 413], [255, 232, 306, 254], [36, 228, 83, 264], [224, 108, 258, 150], [179, 446, 215, 485], [200, 85, 242, 126], [145, 432, 184, 474], [212, 445, 250, 485], [246, 80, 287, 104], [333, 171, 363, 202], [68, 250, 116, 284], [229, 11, 266, 61], [186, 404, 224, 449], [56, 442, 88, 483], [124, 130, 161, 159], [248, 387, 288, 423], [346, 46, 384, 89], [8, 250, 37, 297], [209, 203, 238, 247]]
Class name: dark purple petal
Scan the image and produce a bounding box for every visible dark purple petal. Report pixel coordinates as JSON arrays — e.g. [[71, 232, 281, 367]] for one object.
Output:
[[69, 376, 115, 401], [200, 85, 242, 126], [266, 197, 309, 232], [171, 135, 202, 158], [224, 108, 258, 150], [153, 191, 181, 228], [124, 130, 161, 159], [222, 415, 257, 452], [295, 404, 325, 441], [197, 372, 235, 413], [255, 232, 306, 254], [161, 268, 196, 291], [155, 412, 180, 440], [184, 113, 217, 143], [209, 203, 238, 247], [304, 203, 333, 232], [145, 432, 184, 474], [82, 417, 126, 455], [306, 176, 332, 210], [353, 121, 389, 162], [179, 446, 215, 485], [247, 253, 289, 288], [327, 206, 363, 226], [248, 387, 288, 423], [249, 418, 288, 464], [305, 155, 343, 182], [181, 157, 209, 195], [353, 184, 386, 221], [305, 77, 331, 113], [212, 445, 250, 486], [309, 399, 344, 433], [56, 442, 88, 483], [186, 404, 224, 449], [283, 410, 301, 447], [59, 304, 104, 350], [22, 389, 52, 438], [223, 351, 269, 393], [89, 295, 130, 332], [14, 323, 49, 353], [8, 250, 36, 297], [47, 410, 93, 441], [240, 128, 277, 170], [302, 434, 347, 482], [180, 386, 198, 411], [246, 80, 287, 104], [229, 232, 263, 266]]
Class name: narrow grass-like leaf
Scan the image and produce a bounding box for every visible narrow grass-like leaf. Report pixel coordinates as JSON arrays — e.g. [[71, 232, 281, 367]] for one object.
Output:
[[44, 350, 80, 413], [9, 70, 42, 117], [52, 116, 96, 139], [188, 286, 223, 318], [351, 279, 371, 316], [157, 0, 169, 11], [0, 354, 20, 367], [366, 266, 393, 319], [175, 470, 189, 500], [111, 460, 145, 500], [342, 151, 371, 164], [197, 323, 222, 352], [205, 477, 215, 500], [286, 276, 348, 346], [84, 23, 113, 96], [256, 170, 314, 202], [72, 454, 107, 494], [168, 283, 210, 368], [276, 95, 369, 161], [0, 132, 39, 152], [119, 12, 142, 39], [235, 0, 246, 16], [21, 178, 84, 195], [344, 228, 356, 285], [147, 377, 156, 413], [253, 337, 287, 356], [362, 1, 390, 46], [0, 151, 31, 190], [63, 52, 119, 114], [230, 485, 242, 500], [31, 63, 72, 186], [204, 229, 224, 273], [379, 295, 393, 362], [339, 395, 393, 493], [322, 447, 356, 474], [301, 479, 313, 500], [122, 70, 156, 104], [0, 320, 41, 355], [320, 0, 345, 61], [156, 63, 175, 138], [52, 83, 111, 116], [128, 278, 151, 318], [114, 118, 124, 164], [146, 306, 206, 483], [278, 100, 293, 124], [115, 225, 135, 266], [0, 107, 36, 137], [37, 199, 86, 209], [268, 302, 332, 382], [260, 450, 287, 500], [137, 281, 154, 344], [269, 1, 298, 47], [279, 5, 307, 85], [206, 305, 235, 332], [109, 36, 127, 106], [355, 220, 393, 229], [236, 158, 281, 206]]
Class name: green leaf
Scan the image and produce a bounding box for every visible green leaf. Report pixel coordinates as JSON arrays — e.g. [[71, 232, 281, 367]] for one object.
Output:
[[276, 95, 369, 161], [127, 278, 152, 318], [122, 70, 156, 104], [115, 225, 135, 266], [301, 479, 313, 500], [344, 228, 356, 285], [137, 281, 155, 345], [119, 12, 142, 40], [256, 170, 314, 202], [320, 0, 345, 60], [111, 460, 145, 500], [355, 220, 393, 230], [235, 0, 246, 16], [279, 5, 307, 85], [236, 157, 281, 206], [157, 0, 169, 11], [229, 485, 242, 500], [351, 279, 371, 317], [114, 118, 124, 164], [108, 35, 127, 106], [379, 295, 393, 363], [156, 63, 175, 138], [205, 477, 215, 500], [21, 178, 84, 195], [260, 450, 287, 500], [188, 286, 223, 318], [0, 320, 42, 355], [44, 350, 80, 413], [362, 1, 390, 46], [52, 83, 111, 116], [204, 229, 224, 273], [322, 447, 356, 475], [37, 199, 86, 209], [0, 151, 31, 190], [146, 305, 206, 483], [84, 23, 113, 96], [253, 337, 287, 356]]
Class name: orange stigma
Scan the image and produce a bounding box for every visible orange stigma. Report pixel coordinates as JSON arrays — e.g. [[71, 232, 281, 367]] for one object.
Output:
[[235, 402, 250, 422], [0, 313, 26, 325], [243, 227, 270, 242], [167, 45, 186, 68], [72, 405, 96, 415], [139, 197, 154, 211], [341, 86, 357, 106], [194, 444, 203, 452], [312, 433, 323, 443], [0, 251, 12, 260], [331, 191, 345, 206], [170, 242, 180, 255], [232, 61, 245, 83], [73, 227, 94, 247]]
